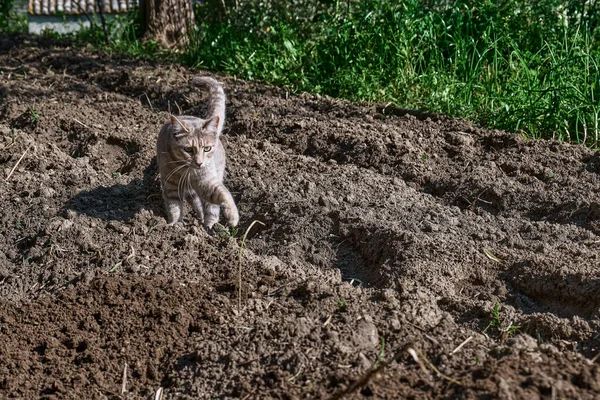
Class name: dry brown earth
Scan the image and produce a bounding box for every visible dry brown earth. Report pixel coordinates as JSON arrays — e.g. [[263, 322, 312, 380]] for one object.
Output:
[[0, 35, 599, 399]]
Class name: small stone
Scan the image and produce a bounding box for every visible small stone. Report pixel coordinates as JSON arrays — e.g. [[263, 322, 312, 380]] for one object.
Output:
[[358, 352, 372, 370], [390, 317, 401, 331], [60, 219, 74, 231], [318, 196, 328, 207], [353, 315, 379, 350], [422, 221, 439, 232], [80, 270, 95, 284], [294, 317, 311, 337], [126, 264, 140, 273], [393, 177, 405, 186], [497, 378, 515, 400], [36, 187, 55, 198], [304, 181, 316, 193]]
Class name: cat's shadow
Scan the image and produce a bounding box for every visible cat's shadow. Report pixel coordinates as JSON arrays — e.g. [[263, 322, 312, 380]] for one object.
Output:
[[65, 159, 163, 222]]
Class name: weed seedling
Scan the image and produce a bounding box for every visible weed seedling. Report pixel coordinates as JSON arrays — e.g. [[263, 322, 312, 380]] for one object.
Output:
[[109, 261, 123, 272], [374, 337, 385, 367], [482, 302, 502, 335], [1, 129, 17, 151], [337, 298, 347, 310], [482, 302, 519, 339], [28, 107, 39, 128], [216, 223, 238, 238]]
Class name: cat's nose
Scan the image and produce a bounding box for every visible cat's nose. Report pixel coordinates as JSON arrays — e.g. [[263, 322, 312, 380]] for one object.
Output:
[[195, 161, 203, 167]]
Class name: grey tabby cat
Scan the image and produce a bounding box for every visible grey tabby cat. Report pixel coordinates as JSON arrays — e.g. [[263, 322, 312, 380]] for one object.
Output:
[[156, 76, 239, 229]]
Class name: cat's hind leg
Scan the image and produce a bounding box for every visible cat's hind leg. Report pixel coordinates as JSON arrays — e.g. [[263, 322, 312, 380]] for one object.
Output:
[[187, 191, 204, 223], [163, 196, 184, 225]]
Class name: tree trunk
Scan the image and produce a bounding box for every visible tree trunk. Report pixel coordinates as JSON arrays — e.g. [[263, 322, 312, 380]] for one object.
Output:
[[141, 0, 194, 48]]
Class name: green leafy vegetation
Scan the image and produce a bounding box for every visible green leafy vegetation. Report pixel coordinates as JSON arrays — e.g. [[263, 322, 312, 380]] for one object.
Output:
[[72, 11, 165, 58], [28, 106, 39, 128], [482, 302, 519, 338], [1, 0, 26, 32], [9, 0, 600, 144], [180, 0, 600, 144]]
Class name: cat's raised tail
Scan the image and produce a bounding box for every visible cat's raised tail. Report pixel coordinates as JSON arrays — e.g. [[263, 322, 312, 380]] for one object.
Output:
[[191, 76, 226, 136]]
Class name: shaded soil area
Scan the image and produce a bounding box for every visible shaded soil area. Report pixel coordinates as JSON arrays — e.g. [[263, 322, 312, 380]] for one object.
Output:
[[0, 35, 599, 399]]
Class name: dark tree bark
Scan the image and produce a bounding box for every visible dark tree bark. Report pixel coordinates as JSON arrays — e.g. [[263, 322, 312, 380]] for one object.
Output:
[[141, 0, 194, 48], [95, 0, 111, 44]]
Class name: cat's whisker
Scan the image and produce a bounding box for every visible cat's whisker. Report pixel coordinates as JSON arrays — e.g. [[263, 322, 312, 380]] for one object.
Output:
[[182, 168, 192, 203], [162, 164, 188, 191], [184, 169, 192, 196], [163, 159, 188, 166], [186, 170, 194, 198], [177, 169, 188, 203], [163, 164, 187, 185], [176, 172, 183, 203]]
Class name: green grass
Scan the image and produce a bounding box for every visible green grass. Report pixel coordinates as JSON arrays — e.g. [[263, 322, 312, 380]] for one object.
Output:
[[28, 107, 39, 128], [72, 12, 164, 58], [12, 0, 600, 144], [180, 0, 600, 144]]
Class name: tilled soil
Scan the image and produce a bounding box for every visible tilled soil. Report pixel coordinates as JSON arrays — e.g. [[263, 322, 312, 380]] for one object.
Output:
[[0, 35, 599, 399]]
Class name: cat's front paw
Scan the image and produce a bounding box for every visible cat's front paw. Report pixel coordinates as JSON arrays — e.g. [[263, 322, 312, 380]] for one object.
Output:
[[223, 206, 239, 227], [167, 221, 185, 229], [203, 223, 219, 236]]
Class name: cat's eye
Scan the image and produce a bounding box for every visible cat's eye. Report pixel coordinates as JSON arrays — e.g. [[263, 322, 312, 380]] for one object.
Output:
[[203, 146, 212, 152], [184, 147, 194, 153]]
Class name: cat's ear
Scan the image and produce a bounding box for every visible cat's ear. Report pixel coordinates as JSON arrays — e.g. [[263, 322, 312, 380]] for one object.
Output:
[[170, 116, 189, 138], [203, 116, 220, 134]]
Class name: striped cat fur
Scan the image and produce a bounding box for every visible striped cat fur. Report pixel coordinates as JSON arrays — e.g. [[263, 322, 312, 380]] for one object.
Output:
[[156, 76, 239, 229]]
